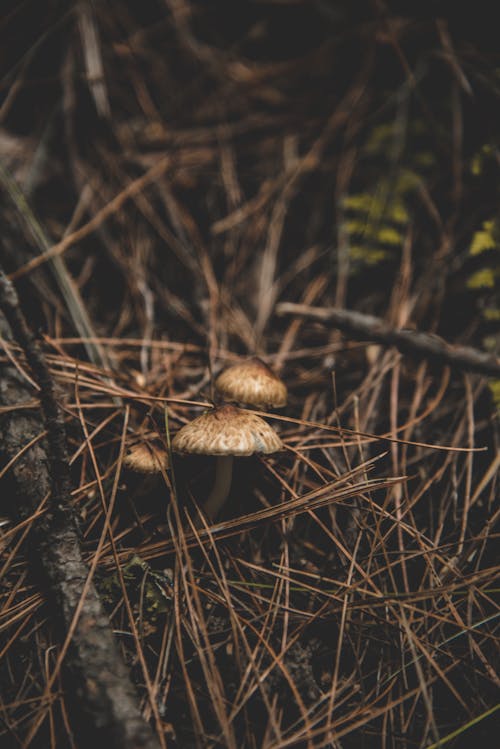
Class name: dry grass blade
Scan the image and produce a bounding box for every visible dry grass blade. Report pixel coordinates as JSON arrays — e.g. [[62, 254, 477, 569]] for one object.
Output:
[[0, 163, 112, 374]]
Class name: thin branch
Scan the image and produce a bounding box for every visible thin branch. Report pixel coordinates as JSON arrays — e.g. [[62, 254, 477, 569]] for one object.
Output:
[[276, 302, 500, 378]]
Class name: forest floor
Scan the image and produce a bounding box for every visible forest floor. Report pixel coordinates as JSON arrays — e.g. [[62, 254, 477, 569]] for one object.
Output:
[[0, 2, 499, 748]]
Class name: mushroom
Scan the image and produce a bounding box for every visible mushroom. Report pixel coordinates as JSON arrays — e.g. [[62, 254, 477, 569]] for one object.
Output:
[[122, 442, 169, 525], [123, 443, 169, 473], [215, 357, 287, 410], [171, 404, 282, 520]]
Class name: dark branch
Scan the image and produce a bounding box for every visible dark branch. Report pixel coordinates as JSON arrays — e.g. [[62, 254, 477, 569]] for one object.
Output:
[[276, 302, 500, 378]]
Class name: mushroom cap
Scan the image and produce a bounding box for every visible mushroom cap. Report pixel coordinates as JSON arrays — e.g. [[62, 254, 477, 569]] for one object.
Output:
[[215, 357, 287, 409], [123, 443, 168, 473], [171, 404, 283, 456]]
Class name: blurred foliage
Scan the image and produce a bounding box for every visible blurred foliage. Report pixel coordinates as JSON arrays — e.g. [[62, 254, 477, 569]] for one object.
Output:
[[466, 145, 500, 404], [341, 112, 437, 269]]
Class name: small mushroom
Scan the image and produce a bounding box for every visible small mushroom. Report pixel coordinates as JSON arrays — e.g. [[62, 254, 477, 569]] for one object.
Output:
[[122, 442, 169, 526], [171, 404, 282, 520], [215, 357, 287, 409], [123, 443, 169, 473]]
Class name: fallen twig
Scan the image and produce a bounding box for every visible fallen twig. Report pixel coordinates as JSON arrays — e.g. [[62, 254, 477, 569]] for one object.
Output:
[[276, 302, 500, 378]]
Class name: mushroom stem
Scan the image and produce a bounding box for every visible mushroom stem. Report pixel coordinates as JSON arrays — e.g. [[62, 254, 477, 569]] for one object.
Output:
[[203, 455, 234, 520]]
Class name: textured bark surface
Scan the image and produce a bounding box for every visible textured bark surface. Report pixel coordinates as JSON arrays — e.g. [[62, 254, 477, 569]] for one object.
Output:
[[0, 278, 160, 749]]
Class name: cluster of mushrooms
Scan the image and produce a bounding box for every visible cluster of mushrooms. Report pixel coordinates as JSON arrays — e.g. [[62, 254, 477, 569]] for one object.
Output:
[[124, 358, 287, 522]]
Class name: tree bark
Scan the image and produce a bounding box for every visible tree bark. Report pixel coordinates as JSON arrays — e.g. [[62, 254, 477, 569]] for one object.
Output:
[[0, 270, 160, 749]]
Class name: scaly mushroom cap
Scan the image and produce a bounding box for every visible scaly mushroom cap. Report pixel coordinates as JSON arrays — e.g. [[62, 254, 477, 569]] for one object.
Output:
[[215, 357, 287, 409], [123, 443, 168, 473], [172, 404, 283, 456]]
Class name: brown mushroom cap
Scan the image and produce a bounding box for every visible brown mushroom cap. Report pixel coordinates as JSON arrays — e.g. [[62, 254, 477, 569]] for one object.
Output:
[[123, 443, 168, 473], [215, 357, 287, 409], [171, 404, 283, 456]]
